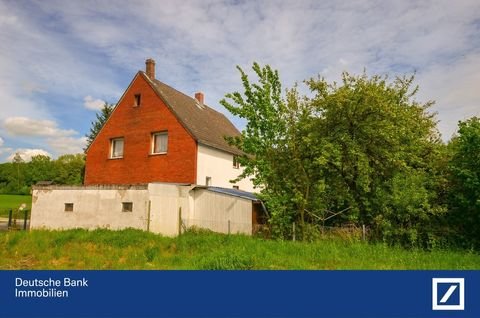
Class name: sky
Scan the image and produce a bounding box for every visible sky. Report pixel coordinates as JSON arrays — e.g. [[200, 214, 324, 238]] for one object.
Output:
[[0, 0, 479, 162]]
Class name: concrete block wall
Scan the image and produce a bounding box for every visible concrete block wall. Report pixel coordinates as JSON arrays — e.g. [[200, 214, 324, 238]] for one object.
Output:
[[30, 183, 255, 236], [30, 185, 149, 231]]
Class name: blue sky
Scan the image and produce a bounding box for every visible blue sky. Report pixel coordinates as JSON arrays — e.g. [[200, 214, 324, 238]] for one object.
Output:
[[0, 0, 479, 162]]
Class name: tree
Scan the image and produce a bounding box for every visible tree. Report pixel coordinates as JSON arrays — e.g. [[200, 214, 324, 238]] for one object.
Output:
[[84, 102, 114, 151], [447, 117, 480, 248], [26, 155, 55, 185], [54, 154, 85, 185], [223, 65, 445, 244], [221, 63, 322, 239], [306, 72, 445, 246], [12, 153, 25, 194]]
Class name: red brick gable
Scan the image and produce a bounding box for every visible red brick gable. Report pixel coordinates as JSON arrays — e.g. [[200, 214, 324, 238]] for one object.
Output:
[[84, 73, 197, 185]]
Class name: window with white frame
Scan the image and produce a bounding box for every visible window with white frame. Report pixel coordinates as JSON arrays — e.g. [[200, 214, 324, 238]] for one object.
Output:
[[152, 132, 168, 154], [110, 138, 124, 158]]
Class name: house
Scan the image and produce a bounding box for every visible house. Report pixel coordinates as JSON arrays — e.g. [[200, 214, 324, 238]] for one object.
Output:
[[84, 59, 254, 192], [30, 59, 266, 236]]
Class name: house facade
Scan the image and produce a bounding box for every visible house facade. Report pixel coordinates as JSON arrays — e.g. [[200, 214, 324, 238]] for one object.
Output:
[[84, 59, 254, 192]]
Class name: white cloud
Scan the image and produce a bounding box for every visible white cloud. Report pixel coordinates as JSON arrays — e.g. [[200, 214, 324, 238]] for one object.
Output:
[[47, 136, 87, 155], [1, 117, 85, 160], [83, 95, 105, 110], [417, 52, 480, 140], [0, 0, 479, 153], [0, 136, 3, 147], [3, 117, 77, 137], [6, 148, 52, 162]]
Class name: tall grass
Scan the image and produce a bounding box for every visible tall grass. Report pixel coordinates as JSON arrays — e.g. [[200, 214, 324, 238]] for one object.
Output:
[[0, 228, 479, 270]]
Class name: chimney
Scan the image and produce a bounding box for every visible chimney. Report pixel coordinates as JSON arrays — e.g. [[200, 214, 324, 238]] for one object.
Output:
[[145, 58, 155, 79], [195, 92, 204, 105]]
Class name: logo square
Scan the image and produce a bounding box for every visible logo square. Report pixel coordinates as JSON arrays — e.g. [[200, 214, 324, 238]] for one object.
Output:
[[432, 278, 464, 310]]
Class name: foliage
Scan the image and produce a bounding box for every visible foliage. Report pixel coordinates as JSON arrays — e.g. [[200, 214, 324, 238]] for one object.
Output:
[[84, 102, 114, 151], [0, 229, 478, 270], [306, 73, 445, 246], [447, 117, 480, 249], [220, 64, 318, 239], [0, 154, 85, 194], [222, 65, 446, 246]]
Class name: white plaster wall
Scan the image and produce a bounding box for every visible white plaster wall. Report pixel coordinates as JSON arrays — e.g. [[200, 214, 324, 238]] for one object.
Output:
[[30, 187, 149, 231], [196, 144, 255, 192], [190, 189, 252, 235], [148, 183, 193, 236]]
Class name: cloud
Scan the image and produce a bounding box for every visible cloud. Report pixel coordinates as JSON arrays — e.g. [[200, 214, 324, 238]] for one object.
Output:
[[3, 117, 77, 137], [6, 148, 52, 162], [417, 52, 480, 140], [47, 136, 87, 155], [1, 116, 85, 159], [0, 136, 3, 147], [0, 0, 479, 160], [84, 95, 106, 110]]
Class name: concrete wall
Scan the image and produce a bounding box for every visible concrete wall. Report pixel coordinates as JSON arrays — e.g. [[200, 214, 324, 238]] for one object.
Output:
[[30, 185, 149, 231], [196, 144, 255, 192], [148, 183, 193, 236], [30, 183, 255, 236], [190, 189, 252, 235]]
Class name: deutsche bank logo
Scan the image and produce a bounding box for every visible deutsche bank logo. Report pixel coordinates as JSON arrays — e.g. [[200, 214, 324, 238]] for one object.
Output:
[[432, 278, 464, 310]]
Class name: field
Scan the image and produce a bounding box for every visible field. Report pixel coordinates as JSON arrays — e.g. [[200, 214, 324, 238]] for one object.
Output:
[[0, 228, 479, 269], [0, 194, 32, 217]]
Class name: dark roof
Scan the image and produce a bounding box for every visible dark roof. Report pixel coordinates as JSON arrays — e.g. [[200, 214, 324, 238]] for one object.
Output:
[[143, 72, 243, 155], [197, 186, 259, 201]]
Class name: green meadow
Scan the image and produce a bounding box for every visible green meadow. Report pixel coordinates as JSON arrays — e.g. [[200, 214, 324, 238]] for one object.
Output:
[[0, 228, 478, 270], [0, 194, 32, 217]]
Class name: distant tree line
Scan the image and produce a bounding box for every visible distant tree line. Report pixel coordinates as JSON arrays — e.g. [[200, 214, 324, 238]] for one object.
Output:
[[222, 63, 480, 249], [0, 154, 85, 195]]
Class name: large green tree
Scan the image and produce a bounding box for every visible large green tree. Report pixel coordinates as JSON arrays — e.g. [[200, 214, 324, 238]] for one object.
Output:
[[84, 102, 114, 151], [447, 117, 480, 248], [223, 65, 445, 245], [306, 73, 445, 245]]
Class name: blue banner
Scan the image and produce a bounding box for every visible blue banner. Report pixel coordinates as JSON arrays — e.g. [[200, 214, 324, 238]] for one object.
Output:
[[0, 270, 478, 317]]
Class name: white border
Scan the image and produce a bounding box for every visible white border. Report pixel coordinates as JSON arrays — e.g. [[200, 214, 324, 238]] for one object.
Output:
[[432, 278, 464, 310]]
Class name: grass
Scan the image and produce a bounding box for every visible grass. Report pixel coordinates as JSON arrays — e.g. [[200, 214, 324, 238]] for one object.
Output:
[[0, 194, 32, 217], [0, 228, 479, 269]]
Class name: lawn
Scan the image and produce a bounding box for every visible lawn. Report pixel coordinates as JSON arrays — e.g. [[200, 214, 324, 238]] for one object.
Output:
[[0, 194, 32, 217], [0, 228, 479, 269]]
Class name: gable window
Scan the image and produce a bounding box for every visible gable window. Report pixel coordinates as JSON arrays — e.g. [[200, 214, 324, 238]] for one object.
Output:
[[122, 202, 133, 212], [110, 138, 124, 158], [64, 203, 74, 212], [152, 132, 168, 154], [206, 176, 212, 186], [233, 155, 240, 169], [134, 94, 141, 107], [233, 185, 239, 190]]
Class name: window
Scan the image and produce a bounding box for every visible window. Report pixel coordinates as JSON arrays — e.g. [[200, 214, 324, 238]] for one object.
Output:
[[206, 176, 212, 186], [151, 132, 168, 154], [64, 203, 74, 212], [110, 138, 124, 158], [134, 94, 141, 107], [233, 185, 239, 190], [122, 202, 133, 212], [233, 155, 240, 169]]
